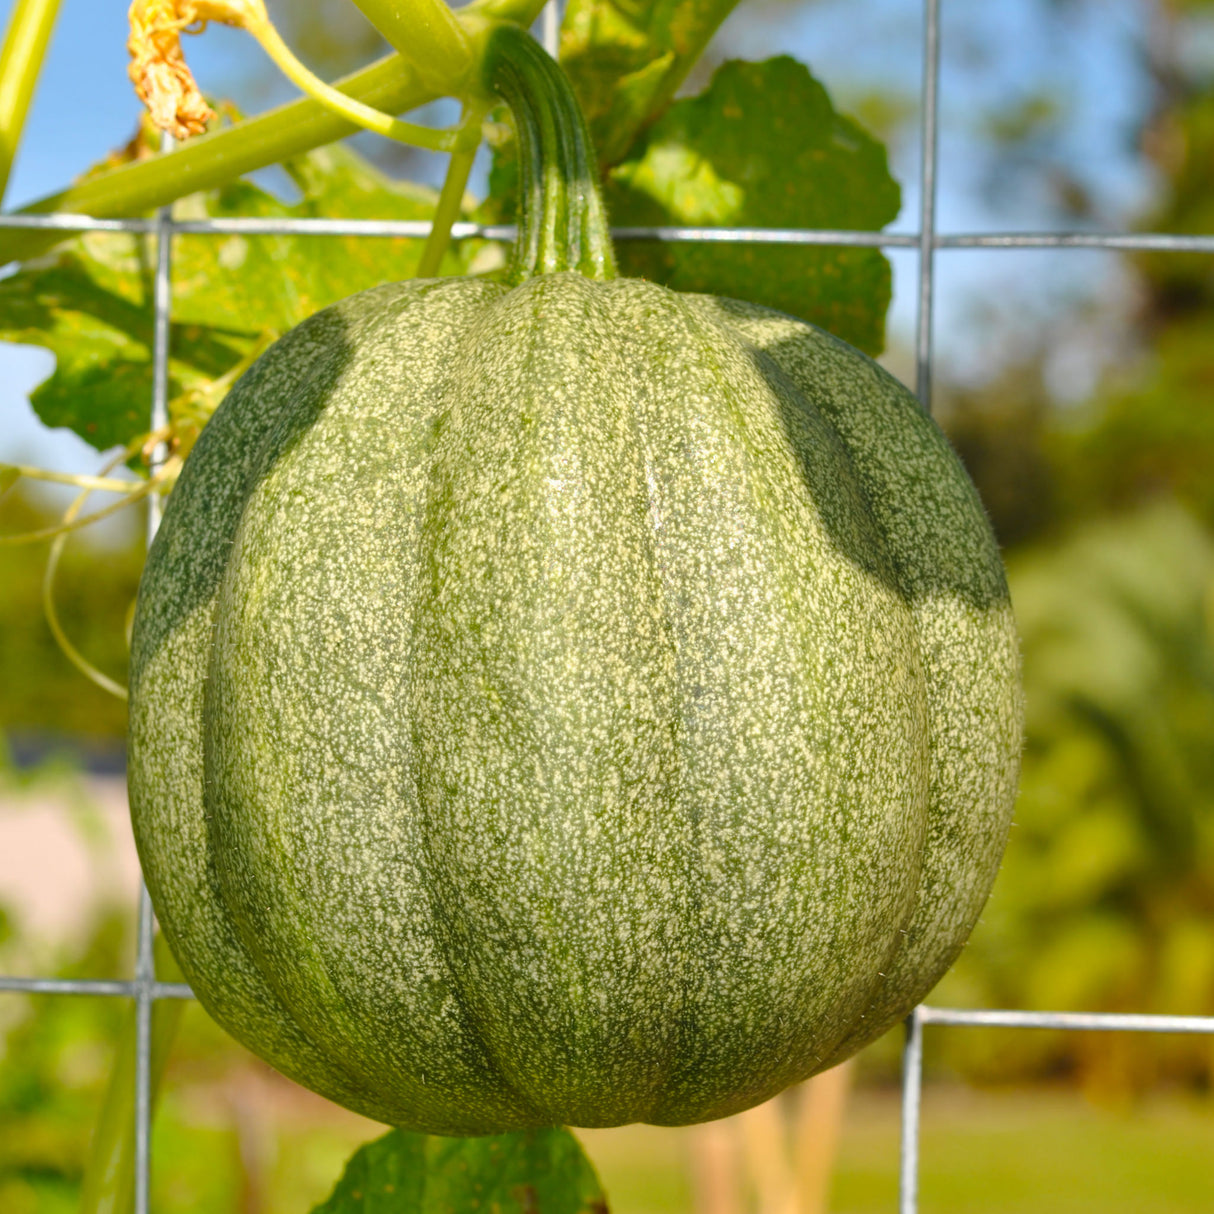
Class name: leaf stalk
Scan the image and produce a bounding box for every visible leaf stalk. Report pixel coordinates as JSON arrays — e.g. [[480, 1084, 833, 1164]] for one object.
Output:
[[416, 99, 489, 277]]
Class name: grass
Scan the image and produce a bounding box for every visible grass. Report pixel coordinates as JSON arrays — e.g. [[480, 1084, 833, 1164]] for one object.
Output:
[[579, 1086, 1214, 1214]]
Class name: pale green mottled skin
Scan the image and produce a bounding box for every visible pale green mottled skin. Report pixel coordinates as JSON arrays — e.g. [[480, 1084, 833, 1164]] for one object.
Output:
[[128, 274, 1022, 1135]]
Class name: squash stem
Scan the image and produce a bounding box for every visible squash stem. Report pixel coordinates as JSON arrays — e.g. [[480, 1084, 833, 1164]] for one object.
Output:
[[481, 23, 616, 281]]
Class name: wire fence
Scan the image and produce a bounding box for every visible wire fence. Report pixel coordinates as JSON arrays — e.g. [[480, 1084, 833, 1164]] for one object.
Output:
[[1, 0, 1213, 1211]]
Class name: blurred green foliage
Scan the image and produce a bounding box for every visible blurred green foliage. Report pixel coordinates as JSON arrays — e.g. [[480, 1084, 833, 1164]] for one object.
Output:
[[938, 503, 1214, 1093], [0, 488, 140, 747], [1042, 68, 1214, 529], [0, 145, 468, 455], [920, 0, 1214, 1097], [0, 889, 381, 1212], [0, 910, 130, 1213]]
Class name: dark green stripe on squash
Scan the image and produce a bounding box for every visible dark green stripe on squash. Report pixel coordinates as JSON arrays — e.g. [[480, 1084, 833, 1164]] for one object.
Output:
[[127, 26, 1020, 1136]]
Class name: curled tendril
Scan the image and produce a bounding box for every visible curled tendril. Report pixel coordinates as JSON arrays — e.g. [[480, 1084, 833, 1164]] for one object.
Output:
[[2, 324, 279, 701], [1, 435, 180, 701], [0, 458, 178, 547], [42, 446, 140, 701]]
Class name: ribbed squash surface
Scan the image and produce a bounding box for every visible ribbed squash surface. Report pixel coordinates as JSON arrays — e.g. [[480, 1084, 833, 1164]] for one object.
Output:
[[128, 272, 1020, 1134]]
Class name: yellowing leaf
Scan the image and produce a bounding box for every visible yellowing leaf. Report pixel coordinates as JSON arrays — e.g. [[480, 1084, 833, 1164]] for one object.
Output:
[[0, 144, 474, 453]]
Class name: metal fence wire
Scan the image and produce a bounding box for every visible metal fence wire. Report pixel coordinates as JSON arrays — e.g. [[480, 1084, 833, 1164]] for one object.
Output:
[[2, 1, 1214, 1211]]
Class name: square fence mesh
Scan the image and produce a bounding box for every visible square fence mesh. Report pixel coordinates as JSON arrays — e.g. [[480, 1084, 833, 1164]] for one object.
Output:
[[1, 2, 1212, 1211]]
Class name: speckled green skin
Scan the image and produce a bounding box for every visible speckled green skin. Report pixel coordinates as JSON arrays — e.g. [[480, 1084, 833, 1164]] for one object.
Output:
[[128, 274, 1021, 1134]]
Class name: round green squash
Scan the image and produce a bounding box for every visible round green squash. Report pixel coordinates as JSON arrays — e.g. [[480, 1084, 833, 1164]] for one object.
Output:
[[128, 25, 1021, 1135]]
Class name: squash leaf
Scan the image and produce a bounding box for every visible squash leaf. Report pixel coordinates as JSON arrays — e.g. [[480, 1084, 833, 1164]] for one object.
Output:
[[485, 56, 900, 354], [310, 1126, 607, 1214], [0, 144, 471, 453], [560, 0, 744, 166], [605, 56, 901, 355]]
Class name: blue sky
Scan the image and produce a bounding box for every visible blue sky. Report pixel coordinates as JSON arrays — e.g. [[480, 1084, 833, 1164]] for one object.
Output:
[[0, 0, 1168, 475]]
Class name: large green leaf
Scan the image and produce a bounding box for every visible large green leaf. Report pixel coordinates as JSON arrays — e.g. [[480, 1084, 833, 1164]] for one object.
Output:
[[0, 144, 468, 453], [560, 0, 743, 166], [605, 56, 901, 354], [310, 1127, 607, 1214]]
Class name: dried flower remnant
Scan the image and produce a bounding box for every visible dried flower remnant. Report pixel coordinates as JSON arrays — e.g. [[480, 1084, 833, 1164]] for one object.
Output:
[[127, 0, 266, 139]]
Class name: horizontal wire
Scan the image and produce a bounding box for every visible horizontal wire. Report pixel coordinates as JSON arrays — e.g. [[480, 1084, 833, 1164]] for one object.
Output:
[[0, 975, 194, 999], [939, 232, 1214, 251], [0, 213, 157, 234], [3, 973, 1212, 1034], [172, 217, 511, 239], [2, 210, 1213, 251], [919, 1006, 1214, 1034], [611, 226, 915, 246]]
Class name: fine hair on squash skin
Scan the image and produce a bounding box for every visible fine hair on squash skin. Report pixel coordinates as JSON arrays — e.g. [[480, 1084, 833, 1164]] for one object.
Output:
[[127, 23, 1022, 1136]]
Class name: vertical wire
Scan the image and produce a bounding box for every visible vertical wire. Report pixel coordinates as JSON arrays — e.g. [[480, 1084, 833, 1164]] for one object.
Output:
[[134, 888, 155, 1214], [915, 0, 941, 410], [134, 130, 175, 1214], [899, 1009, 924, 1214], [904, 2, 941, 1195], [541, 0, 560, 58]]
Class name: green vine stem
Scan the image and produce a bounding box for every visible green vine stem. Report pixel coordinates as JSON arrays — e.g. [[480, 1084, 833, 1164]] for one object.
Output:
[[0, 0, 547, 266], [78, 937, 187, 1214], [349, 0, 473, 93], [0, 55, 413, 264], [482, 22, 616, 281], [0, 0, 63, 202]]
